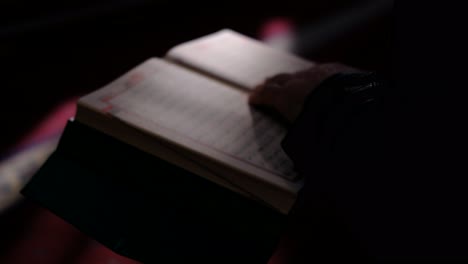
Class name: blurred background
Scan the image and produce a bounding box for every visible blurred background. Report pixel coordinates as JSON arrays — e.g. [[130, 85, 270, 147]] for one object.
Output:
[[1, 1, 393, 263]]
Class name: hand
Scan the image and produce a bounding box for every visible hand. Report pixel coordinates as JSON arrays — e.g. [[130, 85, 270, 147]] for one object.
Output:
[[249, 63, 358, 123]]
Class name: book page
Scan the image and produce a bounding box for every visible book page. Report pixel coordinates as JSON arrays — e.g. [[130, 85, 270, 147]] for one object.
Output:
[[166, 29, 315, 90], [79, 59, 299, 188]]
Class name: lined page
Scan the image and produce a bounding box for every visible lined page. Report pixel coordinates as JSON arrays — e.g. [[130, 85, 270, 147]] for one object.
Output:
[[166, 29, 314, 90], [80, 58, 297, 182]]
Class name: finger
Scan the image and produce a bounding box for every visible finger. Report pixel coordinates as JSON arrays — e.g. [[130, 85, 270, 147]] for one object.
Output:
[[248, 84, 277, 106], [265, 73, 293, 87], [248, 84, 265, 104]]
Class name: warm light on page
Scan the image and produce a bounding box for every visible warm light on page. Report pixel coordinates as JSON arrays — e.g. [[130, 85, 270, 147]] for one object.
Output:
[[105, 59, 296, 180], [167, 29, 314, 90]]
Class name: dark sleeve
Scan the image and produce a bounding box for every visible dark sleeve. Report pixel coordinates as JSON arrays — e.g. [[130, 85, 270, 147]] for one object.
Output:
[[279, 72, 468, 262], [278, 72, 389, 262], [282, 72, 383, 173]]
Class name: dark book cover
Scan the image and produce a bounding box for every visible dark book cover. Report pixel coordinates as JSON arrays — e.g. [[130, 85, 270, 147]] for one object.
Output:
[[21, 121, 286, 263]]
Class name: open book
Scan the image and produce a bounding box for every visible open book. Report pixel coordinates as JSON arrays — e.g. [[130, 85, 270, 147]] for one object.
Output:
[[76, 29, 314, 214]]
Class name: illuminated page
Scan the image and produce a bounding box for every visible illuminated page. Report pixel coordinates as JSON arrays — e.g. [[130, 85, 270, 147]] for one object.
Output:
[[166, 29, 315, 90], [79, 59, 299, 188]]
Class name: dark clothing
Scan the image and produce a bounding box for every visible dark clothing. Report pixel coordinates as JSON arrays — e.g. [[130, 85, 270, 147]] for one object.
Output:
[[281, 73, 467, 262]]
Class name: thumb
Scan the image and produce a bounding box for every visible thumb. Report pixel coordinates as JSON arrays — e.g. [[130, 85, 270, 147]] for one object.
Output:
[[248, 84, 267, 105]]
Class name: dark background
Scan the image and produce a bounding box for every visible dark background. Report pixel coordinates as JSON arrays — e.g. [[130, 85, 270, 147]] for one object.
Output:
[[1, 0, 393, 153]]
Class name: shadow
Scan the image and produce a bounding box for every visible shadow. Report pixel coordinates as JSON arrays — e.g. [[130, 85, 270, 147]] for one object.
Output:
[[248, 105, 298, 180]]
